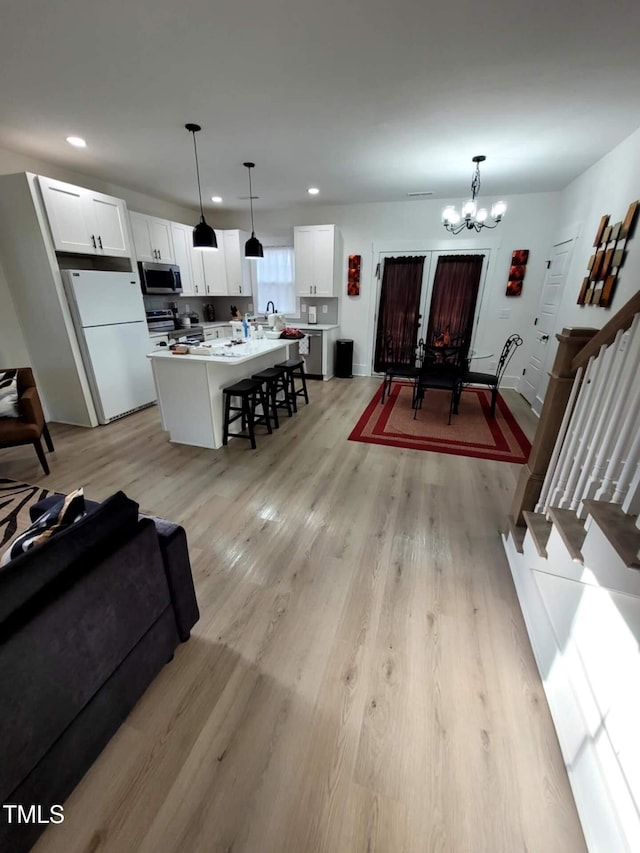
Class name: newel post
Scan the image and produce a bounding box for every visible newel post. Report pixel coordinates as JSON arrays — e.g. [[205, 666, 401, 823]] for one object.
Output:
[[511, 327, 597, 526]]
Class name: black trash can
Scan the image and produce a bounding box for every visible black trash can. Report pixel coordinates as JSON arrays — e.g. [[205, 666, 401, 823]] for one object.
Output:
[[335, 339, 354, 378]]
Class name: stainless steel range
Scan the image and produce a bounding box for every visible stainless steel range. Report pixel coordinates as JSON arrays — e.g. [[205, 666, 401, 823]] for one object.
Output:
[[146, 309, 176, 333]]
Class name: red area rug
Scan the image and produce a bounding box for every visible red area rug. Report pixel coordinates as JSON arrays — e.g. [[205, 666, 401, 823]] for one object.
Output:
[[348, 382, 531, 463]]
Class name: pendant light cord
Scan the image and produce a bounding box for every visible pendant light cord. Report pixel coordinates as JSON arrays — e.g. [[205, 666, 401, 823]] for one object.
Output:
[[191, 131, 205, 218], [248, 166, 255, 233]]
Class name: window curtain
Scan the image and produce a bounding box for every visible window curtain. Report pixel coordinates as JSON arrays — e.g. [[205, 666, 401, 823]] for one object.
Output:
[[374, 256, 425, 372], [426, 255, 484, 355], [255, 246, 296, 313]]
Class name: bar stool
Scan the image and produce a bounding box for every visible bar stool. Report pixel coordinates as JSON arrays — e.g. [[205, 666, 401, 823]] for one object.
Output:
[[251, 366, 292, 429], [222, 378, 272, 449], [274, 358, 309, 413]]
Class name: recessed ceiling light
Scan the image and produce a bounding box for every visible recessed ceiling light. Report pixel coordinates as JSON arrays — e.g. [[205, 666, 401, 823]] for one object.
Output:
[[307, 187, 320, 195], [211, 196, 223, 203], [66, 136, 87, 148]]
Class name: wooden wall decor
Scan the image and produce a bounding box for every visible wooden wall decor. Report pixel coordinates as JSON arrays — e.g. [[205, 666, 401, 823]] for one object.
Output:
[[578, 200, 639, 307], [347, 254, 361, 296], [506, 249, 529, 296]]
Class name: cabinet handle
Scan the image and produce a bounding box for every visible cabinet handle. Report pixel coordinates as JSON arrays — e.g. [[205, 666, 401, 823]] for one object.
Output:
[[98, 235, 103, 250], [239, 284, 242, 294], [91, 234, 96, 249]]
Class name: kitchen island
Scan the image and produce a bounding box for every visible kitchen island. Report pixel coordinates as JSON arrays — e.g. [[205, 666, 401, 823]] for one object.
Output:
[[148, 338, 298, 449]]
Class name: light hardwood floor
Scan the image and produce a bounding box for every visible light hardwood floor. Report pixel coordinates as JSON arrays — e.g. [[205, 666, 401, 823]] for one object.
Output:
[[2, 378, 587, 853]]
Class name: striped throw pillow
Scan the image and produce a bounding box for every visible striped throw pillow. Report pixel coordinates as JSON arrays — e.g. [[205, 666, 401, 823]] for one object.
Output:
[[0, 488, 86, 567], [0, 370, 19, 418]]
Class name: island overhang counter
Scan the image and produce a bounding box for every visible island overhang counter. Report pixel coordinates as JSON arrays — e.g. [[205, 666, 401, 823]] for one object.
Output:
[[148, 338, 297, 449]]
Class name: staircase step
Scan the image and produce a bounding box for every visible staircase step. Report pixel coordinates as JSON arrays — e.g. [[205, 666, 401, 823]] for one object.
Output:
[[582, 500, 640, 569], [506, 514, 526, 554], [522, 511, 552, 558], [547, 507, 586, 564]]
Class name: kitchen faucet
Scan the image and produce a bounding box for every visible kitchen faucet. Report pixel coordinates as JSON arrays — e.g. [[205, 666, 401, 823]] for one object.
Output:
[[265, 301, 276, 314]]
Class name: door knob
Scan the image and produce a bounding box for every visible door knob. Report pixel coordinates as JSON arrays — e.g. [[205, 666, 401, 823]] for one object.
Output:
[[541, 334, 549, 341]]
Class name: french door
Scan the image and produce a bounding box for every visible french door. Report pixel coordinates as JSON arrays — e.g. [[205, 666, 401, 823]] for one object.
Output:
[[372, 253, 431, 374], [372, 250, 488, 374]]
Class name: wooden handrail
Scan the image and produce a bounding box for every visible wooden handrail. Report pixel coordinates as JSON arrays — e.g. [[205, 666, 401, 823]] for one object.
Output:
[[572, 288, 640, 371]]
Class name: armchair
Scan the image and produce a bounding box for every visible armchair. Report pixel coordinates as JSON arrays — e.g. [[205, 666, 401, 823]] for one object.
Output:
[[0, 368, 54, 474]]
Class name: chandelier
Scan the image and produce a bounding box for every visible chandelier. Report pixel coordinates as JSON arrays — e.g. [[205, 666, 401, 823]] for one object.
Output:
[[442, 155, 506, 234]]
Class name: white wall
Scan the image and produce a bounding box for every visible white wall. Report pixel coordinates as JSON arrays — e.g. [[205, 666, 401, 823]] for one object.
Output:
[[223, 192, 559, 380], [552, 125, 640, 333], [0, 143, 203, 367]]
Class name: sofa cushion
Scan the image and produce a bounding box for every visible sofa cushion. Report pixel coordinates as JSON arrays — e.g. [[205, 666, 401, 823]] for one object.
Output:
[[0, 370, 19, 418], [0, 518, 172, 805], [1, 488, 85, 567], [0, 491, 139, 629]]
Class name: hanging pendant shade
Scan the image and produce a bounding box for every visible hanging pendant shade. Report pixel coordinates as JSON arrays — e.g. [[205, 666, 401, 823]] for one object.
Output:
[[245, 231, 264, 258], [243, 162, 263, 258], [193, 215, 217, 250], [185, 123, 218, 251]]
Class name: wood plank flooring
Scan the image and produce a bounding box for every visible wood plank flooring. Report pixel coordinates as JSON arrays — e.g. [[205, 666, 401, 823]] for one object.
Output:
[[1, 379, 587, 852]]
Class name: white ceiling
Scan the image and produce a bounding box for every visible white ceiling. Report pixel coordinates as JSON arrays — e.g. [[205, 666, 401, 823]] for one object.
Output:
[[2, 0, 640, 213]]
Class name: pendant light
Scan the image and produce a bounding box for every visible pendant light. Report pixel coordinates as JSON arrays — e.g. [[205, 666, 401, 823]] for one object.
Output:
[[185, 123, 218, 251], [243, 162, 264, 258]]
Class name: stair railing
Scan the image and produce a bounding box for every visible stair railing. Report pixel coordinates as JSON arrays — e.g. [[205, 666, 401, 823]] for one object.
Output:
[[511, 288, 640, 526], [537, 314, 640, 515]]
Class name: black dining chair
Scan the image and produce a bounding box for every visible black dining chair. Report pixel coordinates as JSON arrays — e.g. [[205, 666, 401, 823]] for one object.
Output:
[[381, 333, 424, 403], [463, 333, 523, 417], [413, 345, 466, 425]]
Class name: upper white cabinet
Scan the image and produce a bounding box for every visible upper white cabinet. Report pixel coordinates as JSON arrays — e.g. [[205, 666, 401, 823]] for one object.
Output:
[[169, 221, 202, 296], [38, 176, 130, 258], [222, 229, 254, 296], [200, 239, 227, 296], [294, 224, 341, 297], [130, 212, 175, 263]]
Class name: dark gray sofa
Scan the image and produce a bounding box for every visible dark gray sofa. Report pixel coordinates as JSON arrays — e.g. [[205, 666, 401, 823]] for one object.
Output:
[[0, 490, 199, 853]]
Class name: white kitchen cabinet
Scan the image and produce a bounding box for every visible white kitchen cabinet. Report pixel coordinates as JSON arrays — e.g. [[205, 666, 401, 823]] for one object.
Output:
[[130, 212, 174, 263], [38, 176, 130, 258], [170, 221, 201, 295], [148, 332, 170, 350], [189, 249, 206, 296], [201, 239, 227, 295], [222, 229, 254, 296], [203, 324, 233, 341], [294, 224, 342, 297]]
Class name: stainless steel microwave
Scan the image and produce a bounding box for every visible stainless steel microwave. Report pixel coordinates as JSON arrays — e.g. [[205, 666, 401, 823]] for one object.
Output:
[[138, 262, 182, 295]]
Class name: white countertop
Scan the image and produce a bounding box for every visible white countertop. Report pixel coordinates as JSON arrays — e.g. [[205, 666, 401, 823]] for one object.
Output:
[[147, 337, 290, 365], [288, 323, 339, 331]]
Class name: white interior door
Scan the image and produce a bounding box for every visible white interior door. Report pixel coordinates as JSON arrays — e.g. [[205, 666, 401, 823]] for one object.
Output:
[[521, 238, 574, 414]]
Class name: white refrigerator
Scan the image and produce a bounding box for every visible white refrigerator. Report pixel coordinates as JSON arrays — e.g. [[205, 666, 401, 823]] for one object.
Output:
[[62, 270, 156, 424]]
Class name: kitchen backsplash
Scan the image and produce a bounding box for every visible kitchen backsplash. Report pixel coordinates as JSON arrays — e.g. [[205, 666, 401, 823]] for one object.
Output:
[[298, 297, 339, 325], [143, 294, 340, 324]]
